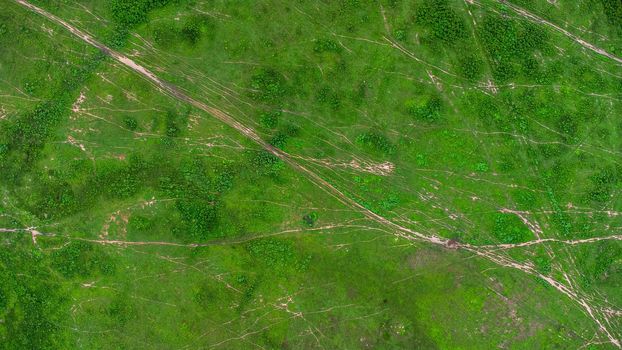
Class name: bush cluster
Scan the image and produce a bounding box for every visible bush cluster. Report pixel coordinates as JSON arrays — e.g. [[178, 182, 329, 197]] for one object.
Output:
[[109, 0, 172, 27], [250, 69, 287, 104], [51, 241, 116, 278], [415, 0, 467, 45], [479, 15, 549, 81], [356, 131, 396, 155], [405, 95, 443, 123]]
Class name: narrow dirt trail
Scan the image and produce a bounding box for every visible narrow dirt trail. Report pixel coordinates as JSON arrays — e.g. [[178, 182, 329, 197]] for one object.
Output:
[[482, 234, 622, 249], [14, 0, 621, 347]]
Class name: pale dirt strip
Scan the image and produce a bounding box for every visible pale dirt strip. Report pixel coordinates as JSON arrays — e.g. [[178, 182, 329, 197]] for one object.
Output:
[[483, 235, 622, 250]]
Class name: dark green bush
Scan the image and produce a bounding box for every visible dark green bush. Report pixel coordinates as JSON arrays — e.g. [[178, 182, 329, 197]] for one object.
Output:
[[478, 15, 549, 82], [317, 86, 342, 110], [457, 54, 483, 81], [269, 132, 289, 149], [556, 114, 578, 141], [600, 0, 622, 26], [124, 116, 138, 130], [588, 167, 619, 203], [181, 20, 201, 44], [51, 241, 116, 278], [313, 38, 341, 53], [152, 22, 177, 47], [415, 0, 467, 45], [302, 212, 318, 227], [93, 161, 143, 199], [534, 255, 551, 274], [107, 294, 136, 326], [109, 0, 172, 27], [0, 249, 69, 349], [250, 69, 287, 104], [260, 111, 280, 128], [176, 199, 219, 239], [165, 114, 180, 137], [356, 132, 396, 155], [405, 95, 443, 123], [250, 151, 284, 176], [30, 179, 78, 219]]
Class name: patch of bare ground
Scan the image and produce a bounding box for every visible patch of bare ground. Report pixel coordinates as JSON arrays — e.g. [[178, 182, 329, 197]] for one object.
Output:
[[484, 277, 544, 347]]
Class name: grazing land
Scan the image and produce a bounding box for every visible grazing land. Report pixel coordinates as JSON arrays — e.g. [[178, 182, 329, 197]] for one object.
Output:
[[1, 0, 621, 348]]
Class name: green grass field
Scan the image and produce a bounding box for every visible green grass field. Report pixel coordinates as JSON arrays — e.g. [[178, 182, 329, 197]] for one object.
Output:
[[1, 0, 622, 348]]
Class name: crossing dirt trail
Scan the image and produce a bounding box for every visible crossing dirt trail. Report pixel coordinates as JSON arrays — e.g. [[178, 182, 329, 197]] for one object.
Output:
[[13, 0, 621, 346]]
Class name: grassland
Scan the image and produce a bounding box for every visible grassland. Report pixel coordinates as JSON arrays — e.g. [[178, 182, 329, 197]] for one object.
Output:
[[1, 0, 621, 348]]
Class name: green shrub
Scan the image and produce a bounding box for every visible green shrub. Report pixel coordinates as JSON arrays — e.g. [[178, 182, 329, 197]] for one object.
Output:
[[475, 162, 489, 173], [0, 249, 69, 349], [128, 215, 153, 232], [0, 53, 105, 183], [356, 132, 396, 155], [491, 213, 532, 244], [124, 116, 138, 130], [30, 179, 78, 219], [457, 54, 483, 81], [317, 86, 342, 110], [600, 0, 622, 26], [250, 151, 284, 176], [478, 15, 548, 82], [534, 255, 551, 274], [109, 0, 172, 27], [269, 132, 289, 149], [176, 199, 219, 240], [588, 167, 619, 203], [405, 95, 442, 123], [380, 193, 400, 211], [152, 22, 177, 47], [194, 281, 228, 309], [302, 212, 318, 227], [260, 111, 280, 128], [313, 38, 341, 53], [181, 20, 201, 44], [250, 69, 287, 104], [107, 294, 136, 326], [415, 0, 467, 45], [394, 29, 406, 41], [92, 161, 143, 199], [51, 241, 116, 278], [556, 114, 578, 141], [247, 239, 295, 270]]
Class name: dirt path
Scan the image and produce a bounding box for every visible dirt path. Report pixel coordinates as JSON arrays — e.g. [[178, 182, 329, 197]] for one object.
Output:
[[13, 0, 620, 347], [482, 234, 622, 250]]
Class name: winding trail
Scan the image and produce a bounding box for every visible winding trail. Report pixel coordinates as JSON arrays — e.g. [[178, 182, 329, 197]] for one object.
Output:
[[13, 0, 621, 347], [483, 234, 622, 250]]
